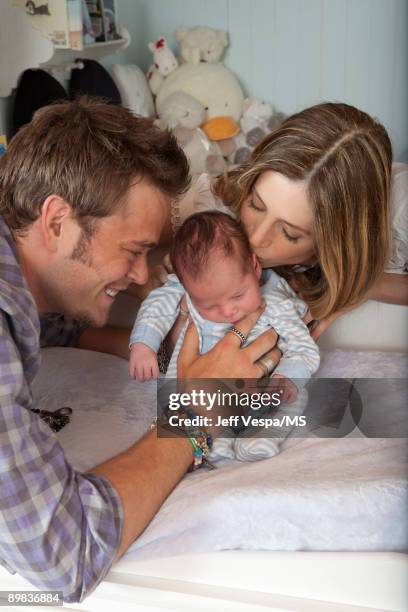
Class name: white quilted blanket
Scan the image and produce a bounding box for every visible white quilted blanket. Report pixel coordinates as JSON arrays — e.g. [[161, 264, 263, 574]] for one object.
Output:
[[33, 347, 408, 561]]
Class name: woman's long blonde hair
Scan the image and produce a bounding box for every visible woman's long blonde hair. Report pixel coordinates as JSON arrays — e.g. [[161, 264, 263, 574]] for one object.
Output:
[[213, 102, 392, 320]]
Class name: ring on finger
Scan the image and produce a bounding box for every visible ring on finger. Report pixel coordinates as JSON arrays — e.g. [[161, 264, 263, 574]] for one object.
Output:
[[228, 326, 247, 347], [256, 355, 277, 377]]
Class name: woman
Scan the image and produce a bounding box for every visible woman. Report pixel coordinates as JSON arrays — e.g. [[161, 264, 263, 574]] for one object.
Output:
[[148, 101, 407, 344]]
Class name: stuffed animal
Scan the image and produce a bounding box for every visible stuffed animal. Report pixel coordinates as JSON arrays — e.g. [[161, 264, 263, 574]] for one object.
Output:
[[227, 98, 286, 165], [156, 62, 244, 140], [156, 91, 226, 176], [177, 127, 227, 176], [146, 37, 178, 95], [111, 64, 155, 117], [156, 91, 205, 129], [175, 26, 228, 64], [240, 98, 273, 133]]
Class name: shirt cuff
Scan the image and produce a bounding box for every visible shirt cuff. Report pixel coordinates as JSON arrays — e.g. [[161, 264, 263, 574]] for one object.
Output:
[[129, 326, 163, 352]]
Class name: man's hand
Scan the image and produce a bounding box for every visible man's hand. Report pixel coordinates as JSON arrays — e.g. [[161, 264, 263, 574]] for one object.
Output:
[[178, 304, 279, 379], [129, 343, 160, 381]]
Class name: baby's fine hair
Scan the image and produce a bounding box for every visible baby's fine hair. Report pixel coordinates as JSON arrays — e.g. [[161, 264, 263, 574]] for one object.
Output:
[[170, 211, 253, 283]]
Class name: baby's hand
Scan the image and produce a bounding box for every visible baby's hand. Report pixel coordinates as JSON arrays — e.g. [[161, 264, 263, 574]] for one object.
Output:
[[129, 343, 160, 381], [271, 374, 298, 404]]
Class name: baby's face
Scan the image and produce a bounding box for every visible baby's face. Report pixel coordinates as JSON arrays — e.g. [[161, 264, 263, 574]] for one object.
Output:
[[184, 253, 263, 324]]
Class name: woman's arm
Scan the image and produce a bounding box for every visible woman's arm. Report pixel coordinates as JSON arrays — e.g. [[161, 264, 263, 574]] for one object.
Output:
[[366, 272, 408, 305], [311, 272, 408, 340]]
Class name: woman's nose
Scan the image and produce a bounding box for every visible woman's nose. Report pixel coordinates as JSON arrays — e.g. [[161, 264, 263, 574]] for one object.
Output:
[[127, 256, 149, 286], [249, 222, 272, 249]]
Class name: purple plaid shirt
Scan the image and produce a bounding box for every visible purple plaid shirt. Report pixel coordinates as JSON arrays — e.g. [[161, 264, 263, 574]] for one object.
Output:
[[0, 217, 123, 602]]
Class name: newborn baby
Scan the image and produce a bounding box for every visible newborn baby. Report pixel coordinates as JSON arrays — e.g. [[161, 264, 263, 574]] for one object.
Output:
[[129, 211, 319, 461]]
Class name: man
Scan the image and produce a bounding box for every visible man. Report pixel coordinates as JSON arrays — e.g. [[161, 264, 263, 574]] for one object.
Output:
[[0, 98, 278, 602]]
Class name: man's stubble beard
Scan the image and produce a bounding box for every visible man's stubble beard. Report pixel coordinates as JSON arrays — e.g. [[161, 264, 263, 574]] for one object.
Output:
[[45, 229, 110, 327]]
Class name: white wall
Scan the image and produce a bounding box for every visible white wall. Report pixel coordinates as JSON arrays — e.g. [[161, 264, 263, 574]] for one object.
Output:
[[114, 0, 408, 162]]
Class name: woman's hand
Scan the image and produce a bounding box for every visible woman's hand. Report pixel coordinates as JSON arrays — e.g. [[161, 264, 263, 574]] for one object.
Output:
[[308, 312, 338, 340], [299, 273, 408, 341], [178, 305, 280, 379]]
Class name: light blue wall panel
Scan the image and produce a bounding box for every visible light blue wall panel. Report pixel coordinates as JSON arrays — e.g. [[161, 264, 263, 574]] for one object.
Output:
[[344, 0, 371, 111], [391, 0, 408, 161], [296, 0, 323, 108], [114, 0, 407, 158], [321, 0, 347, 102], [1, 0, 406, 160], [269, 0, 299, 114], [225, 0, 253, 95], [366, 0, 397, 136], [200, 0, 229, 31], [250, 0, 277, 102]]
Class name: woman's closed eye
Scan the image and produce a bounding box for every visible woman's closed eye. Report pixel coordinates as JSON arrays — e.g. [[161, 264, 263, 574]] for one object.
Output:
[[248, 198, 264, 212], [282, 227, 300, 243]]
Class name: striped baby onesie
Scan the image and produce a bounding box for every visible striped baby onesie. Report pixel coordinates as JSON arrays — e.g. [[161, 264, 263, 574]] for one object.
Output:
[[130, 270, 319, 461]]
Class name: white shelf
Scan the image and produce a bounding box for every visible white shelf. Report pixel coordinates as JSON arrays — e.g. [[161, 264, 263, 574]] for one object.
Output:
[[0, 3, 131, 97], [44, 26, 130, 65]]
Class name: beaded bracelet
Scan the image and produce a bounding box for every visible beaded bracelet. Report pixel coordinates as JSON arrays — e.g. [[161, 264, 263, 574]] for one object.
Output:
[[165, 406, 214, 470], [176, 407, 213, 453], [152, 406, 215, 471]]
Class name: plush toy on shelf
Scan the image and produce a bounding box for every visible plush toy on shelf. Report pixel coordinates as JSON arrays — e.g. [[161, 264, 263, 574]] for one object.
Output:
[[156, 91, 226, 176], [175, 26, 229, 64], [146, 37, 178, 95]]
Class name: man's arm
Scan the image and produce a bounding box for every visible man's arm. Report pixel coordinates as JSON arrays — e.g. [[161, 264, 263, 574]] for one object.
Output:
[[78, 325, 131, 360], [92, 306, 279, 559], [91, 431, 193, 560], [0, 314, 122, 604], [1, 306, 277, 602]]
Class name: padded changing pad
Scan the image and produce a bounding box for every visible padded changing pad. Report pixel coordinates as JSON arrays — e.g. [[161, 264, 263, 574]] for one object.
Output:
[[32, 347, 408, 561]]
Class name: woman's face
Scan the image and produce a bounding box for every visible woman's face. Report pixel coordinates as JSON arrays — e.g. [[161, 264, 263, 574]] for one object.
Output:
[[240, 171, 316, 268]]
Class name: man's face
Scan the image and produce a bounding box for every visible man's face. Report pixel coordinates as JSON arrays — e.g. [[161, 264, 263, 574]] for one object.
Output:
[[47, 180, 168, 326]]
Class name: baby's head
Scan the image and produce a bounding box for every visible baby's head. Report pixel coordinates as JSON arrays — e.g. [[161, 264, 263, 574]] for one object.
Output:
[[170, 211, 262, 323]]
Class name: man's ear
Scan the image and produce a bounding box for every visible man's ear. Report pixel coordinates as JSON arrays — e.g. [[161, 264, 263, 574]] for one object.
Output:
[[40, 196, 72, 252], [251, 252, 262, 279]]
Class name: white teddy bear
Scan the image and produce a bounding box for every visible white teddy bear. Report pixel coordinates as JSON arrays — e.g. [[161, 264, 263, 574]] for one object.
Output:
[[175, 26, 228, 65], [156, 91, 226, 177], [156, 91, 205, 130]]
